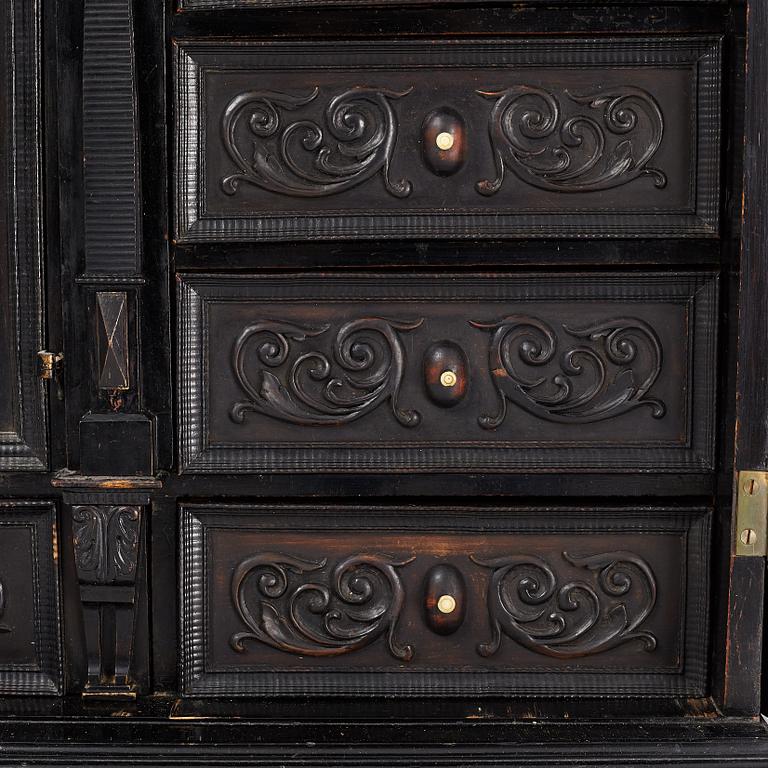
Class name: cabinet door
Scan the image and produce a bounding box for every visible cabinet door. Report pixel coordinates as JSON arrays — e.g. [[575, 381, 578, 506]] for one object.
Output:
[[0, 0, 47, 471], [0, 502, 61, 695]]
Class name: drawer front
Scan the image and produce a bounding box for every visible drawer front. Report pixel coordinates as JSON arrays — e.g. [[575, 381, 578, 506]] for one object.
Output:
[[175, 37, 720, 242], [178, 272, 718, 473], [0, 502, 61, 695], [180, 504, 711, 697]]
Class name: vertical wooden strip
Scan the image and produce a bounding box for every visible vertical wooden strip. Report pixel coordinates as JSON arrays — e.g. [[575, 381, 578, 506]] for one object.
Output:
[[736, 3, 768, 469], [0, 0, 48, 470], [722, 558, 765, 715], [722, 0, 768, 716], [82, 0, 142, 275]]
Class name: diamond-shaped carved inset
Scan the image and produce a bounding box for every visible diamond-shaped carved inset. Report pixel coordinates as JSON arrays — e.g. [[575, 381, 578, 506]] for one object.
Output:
[[97, 291, 129, 390]]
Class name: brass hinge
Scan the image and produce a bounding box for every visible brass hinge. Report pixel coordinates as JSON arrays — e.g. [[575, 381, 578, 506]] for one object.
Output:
[[37, 350, 64, 381], [734, 470, 768, 557]]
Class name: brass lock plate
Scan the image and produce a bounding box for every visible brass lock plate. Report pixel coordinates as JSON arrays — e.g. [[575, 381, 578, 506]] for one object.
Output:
[[734, 471, 768, 557]]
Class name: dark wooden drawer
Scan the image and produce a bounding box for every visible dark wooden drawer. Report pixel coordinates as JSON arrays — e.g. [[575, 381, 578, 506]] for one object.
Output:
[[180, 503, 711, 697], [0, 502, 61, 695], [178, 271, 718, 474], [174, 37, 721, 242]]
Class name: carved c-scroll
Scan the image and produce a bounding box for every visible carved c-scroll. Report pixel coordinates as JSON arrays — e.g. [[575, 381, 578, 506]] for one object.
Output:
[[221, 86, 413, 199], [471, 550, 658, 659], [476, 85, 667, 196], [230, 317, 423, 428], [470, 315, 666, 429], [231, 552, 414, 661]]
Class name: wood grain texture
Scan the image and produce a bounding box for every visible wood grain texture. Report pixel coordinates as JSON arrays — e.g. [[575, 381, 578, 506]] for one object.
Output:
[[178, 272, 718, 474], [721, 556, 765, 716], [179, 503, 711, 697], [174, 37, 721, 242]]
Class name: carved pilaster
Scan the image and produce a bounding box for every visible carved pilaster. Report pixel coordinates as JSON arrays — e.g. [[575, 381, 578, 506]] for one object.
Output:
[[70, 503, 144, 697], [76, 0, 155, 477]]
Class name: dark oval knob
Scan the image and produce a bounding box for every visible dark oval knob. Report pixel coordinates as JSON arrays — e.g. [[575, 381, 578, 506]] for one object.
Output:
[[423, 341, 468, 407], [421, 108, 466, 176], [424, 564, 466, 635]]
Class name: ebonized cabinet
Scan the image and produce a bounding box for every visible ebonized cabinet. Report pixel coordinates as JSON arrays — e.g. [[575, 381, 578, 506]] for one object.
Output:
[[2, 0, 768, 765]]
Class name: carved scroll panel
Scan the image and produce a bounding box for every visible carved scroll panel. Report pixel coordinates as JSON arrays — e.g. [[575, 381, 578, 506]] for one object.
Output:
[[472, 551, 658, 659], [72, 505, 140, 585], [476, 86, 667, 196], [176, 37, 720, 240], [180, 504, 711, 697], [470, 316, 666, 429], [221, 86, 412, 199], [230, 553, 414, 661], [229, 318, 422, 428], [179, 272, 718, 473]]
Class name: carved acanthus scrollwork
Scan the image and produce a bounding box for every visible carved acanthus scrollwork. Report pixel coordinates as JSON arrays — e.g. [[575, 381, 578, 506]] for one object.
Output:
[[471, 550, 658, 658], [230, 317, 423, 427], [476, 85, 667, 196], [470, 315, 666, 429], [230, 552, 414, 660], [221, 86, 413, 198], [72, 505, 141, 584]]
